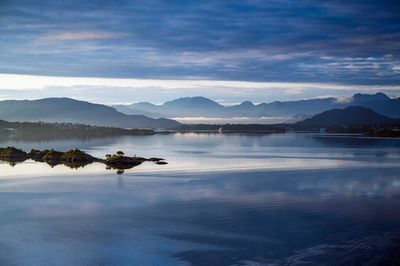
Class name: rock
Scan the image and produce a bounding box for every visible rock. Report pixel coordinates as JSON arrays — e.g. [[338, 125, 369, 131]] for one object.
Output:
[[42, 150, 64, 163], [0, 147, 28, 162], [148, 157, 165, 162], [105, 155, 143, 170], [61, 149, 96, 163], [28, 149, 50, 161]]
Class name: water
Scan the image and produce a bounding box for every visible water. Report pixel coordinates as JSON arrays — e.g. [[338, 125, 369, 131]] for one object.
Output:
[[0, 133, 400, 265]]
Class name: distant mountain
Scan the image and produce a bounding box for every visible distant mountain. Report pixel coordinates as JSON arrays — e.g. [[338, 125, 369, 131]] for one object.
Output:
[[111, 104, 162, 118], [296, 106, 398, 127], [352, 97, 400, 118], [253, 98, 339, 116], [114, 93, 400, 121], [164, 96, 222, 109], [352, 92, 390, 103], [0, 98, 180, 129], [115, 97, 226, 117]]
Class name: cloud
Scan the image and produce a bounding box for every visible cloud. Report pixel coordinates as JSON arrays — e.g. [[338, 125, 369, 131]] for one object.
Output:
[[0, 0, 399, 84], [41, 31, 126, 41], [335, 96, 354, 104], [2, 73, 400, 91]]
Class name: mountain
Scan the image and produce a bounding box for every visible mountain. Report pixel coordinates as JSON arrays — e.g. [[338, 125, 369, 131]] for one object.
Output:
[[253, 98, 339, 116], [111, 104, 163, 118], [114, 93, 400, 121], [164, 96, 222, 109], [352, 92, 390, 103], [296, 106, 398, 127], [352, 97, 400, 118], [115, 97, 226, 117], [0, 98, 180, 129], [162, 97, 225, 116]]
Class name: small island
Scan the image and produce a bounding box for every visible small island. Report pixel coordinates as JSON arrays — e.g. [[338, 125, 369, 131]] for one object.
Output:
[[0, 147, 167, 174]]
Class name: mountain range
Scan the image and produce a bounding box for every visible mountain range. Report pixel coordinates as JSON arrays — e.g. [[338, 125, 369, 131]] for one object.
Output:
[[113, 92, 400, 120], [0, 93, 399, 130], [0, 98, 180, 129]]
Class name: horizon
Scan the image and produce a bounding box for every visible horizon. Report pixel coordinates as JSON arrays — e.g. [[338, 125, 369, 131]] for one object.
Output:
[[0, 85, 396, 107], [0, 73, 400, 105]]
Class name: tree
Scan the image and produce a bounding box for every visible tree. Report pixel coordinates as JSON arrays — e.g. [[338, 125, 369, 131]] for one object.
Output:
[[116, 151, 124, 156], [105, 154, 112, 159]]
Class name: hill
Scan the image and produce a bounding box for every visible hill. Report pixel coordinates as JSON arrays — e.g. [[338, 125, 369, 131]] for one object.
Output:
[[0, 98, 180, 129], [296, 106, 398, 127]]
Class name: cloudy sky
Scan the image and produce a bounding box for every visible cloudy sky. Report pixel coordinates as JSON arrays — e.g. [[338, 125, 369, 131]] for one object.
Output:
[[0, 0, 399, 104]]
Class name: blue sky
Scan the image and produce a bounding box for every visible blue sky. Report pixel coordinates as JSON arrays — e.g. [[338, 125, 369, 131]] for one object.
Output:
[[0, 0, 399, 104]]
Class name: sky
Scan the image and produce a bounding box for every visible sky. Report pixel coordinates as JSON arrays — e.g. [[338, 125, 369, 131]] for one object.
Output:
[[0, 0, 399, 104]]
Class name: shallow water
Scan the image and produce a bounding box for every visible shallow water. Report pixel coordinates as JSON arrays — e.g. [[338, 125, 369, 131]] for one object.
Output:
[[0, 133, 400, 265]]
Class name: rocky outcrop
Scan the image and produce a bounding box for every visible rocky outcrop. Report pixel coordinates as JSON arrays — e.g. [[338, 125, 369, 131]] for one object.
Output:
[[1, 147, 167, 173], [0, 147, 28, 162]]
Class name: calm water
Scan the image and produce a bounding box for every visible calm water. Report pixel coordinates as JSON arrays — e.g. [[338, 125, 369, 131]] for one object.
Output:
[[0, 133, 400, 265]]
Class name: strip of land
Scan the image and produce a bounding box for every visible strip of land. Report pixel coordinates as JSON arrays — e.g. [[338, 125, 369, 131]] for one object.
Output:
[[0, 120, 154, 140]]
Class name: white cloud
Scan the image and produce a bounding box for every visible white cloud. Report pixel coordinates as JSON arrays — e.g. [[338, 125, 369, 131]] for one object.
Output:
[[41, 31, 125, 41], [335, 96, 354, 104], [1, 73, 400, 92]]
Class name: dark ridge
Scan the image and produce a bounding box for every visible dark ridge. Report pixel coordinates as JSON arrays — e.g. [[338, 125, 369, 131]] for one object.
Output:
[[296, 106, 397, 127]]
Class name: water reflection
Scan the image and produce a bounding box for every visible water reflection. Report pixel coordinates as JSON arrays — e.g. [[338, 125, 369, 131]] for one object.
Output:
[[1, 133, 399, 177], [0, 133, 399, 265]]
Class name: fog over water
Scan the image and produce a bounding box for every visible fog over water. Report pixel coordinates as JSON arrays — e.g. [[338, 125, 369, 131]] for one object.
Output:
[[172, 116, 292, 124]]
